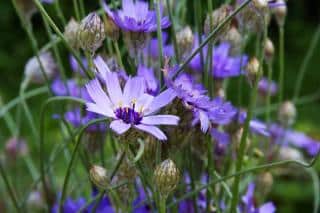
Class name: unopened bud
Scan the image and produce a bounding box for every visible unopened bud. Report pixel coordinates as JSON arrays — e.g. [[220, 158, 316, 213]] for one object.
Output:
[[64, 18, 80, 49], [24, 52, 57, 84], [5, 137, 28, 161], [246, 57, 260, 86], [176, 26, 194, 58], [27, 190, 45, 211], [78, 13, 106, 53], [154, 159, 180, 197], [264, 38, 275, 62], [90, 165, 109, 190], [204, 4, 232, 39], [222, 26, 242, 55], [272, 0, 287, 27], [104, 17, 120, 41], [253, 0, 268, 10], [15, 0, 37, 21], [278, 101, 296, 126]]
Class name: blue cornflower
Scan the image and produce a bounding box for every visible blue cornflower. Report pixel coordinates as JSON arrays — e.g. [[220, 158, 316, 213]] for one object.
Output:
[[85, 63, 178, 140], [240, 183, 276, 213], [102, 0, 170, 33]]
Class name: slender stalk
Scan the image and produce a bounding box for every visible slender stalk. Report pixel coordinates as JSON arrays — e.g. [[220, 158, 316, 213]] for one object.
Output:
[[265, 62, 273, 124], [293, 24, 320, 101], [155, 0, 164, 84], [54, 0, 66, 25], [278, 26, 285, 104], [0, 162, 21, 212], [166, 0, 179, 63], [73, 0, 80, 21], [159, 196, 167, 213]]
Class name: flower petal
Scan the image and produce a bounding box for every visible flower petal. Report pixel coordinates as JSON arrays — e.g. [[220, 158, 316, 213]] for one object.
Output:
[[135, 124, 167, 140], [110, 120, 131, 135], [259, 202, 276, 213], [85, 79, 112, 107], [105, 72, 123, 105], [123, 77, 145, 106], [86, 103, 115, 118], [146, 88, 176, 115], [94, 56, 111, 80], [141, 115, 179, 126], [199, 110, 210, 133]]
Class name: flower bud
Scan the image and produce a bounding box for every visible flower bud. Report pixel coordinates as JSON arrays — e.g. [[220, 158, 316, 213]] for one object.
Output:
[[278, 101, 296, 127], [264, 38, 275, 62], [272, 0, 287, 27], [64, 18, 80, 49], [104, 17, 120, 41], [154, 159, 180, 197], [176, 26, 194, 58], [15, 0, 37, 21], [90, 165, 110, 190], [246, 57, 260, 87], [252, 0, 268, 10], [27, 190, 45, 211], [78, 13, 106, 53], [204, 4, 232, 39], [5, 137, 28, 161], [24, 52, 57, 84], [222, 26, 242, 55]]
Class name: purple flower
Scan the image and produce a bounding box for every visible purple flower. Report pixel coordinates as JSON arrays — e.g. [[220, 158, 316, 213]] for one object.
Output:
[[137, 65, 160, 96], [237, 111, 270, 137], [69, 55, 88, 76], [240, 183, 276, 213], [258, 77, 277, 96], [51, 78, 90, 101], [85, 66, 179, 140], [211, 128, 230, 156], [143, 32, 174, 60], [102, 0, 170, 33]]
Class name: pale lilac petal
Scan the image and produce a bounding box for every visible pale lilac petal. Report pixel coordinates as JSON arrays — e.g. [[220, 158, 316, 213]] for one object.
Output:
[[105, 72, 123, 105], [123, 77, 145, 105], [85, 79, 112, 107], [110, 120, 131, 134], [199, 110, 210, 132], [147, 88, 176, 115], [135, 124, 167, 140], [141, 115, 179, 125], [259, 202, 276, 213], [86, 103, 115, 118], [94, 56, 111, 80]]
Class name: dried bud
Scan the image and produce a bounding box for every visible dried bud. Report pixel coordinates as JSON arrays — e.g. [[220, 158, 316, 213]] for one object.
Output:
[[27, 190, 45, 211], [252, 0, 268, 10], [78, 13, 106, 53], [24, 52, 57, 84], [264, 38, 275, 62], [222, 26, 242, 55], [272, 0, 287, 27], [204, 4, 232, 39], [15, 0, 37, 21], [154, 159, 180, 197], [90, 165, 110, 190], [104, 17, 120, 41], [176, 26, 194, 58], [278, 101, 296, 127], [64, 18, 80, 49], [5, 137, 28, 161], [246, 57, 261, 86]]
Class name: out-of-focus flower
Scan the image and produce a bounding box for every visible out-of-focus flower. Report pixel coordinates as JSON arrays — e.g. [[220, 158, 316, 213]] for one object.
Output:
[[246, 57, 260, 86], [85, 60, 179, 140], [90, 165, 110, 190], [258, 77, 277, 97], [5, 137, 28, 160], [176, 26, 194, 58], [137, 65, 160, 96], [278, 101, 296, 127], [24, 52, 57, 84], [102, 0, 170, 33], [27, 190, 45, 211], [15, 0, 54, 20], [154, 159, 180, 197], [264, 38, 275, 62], [78, 12, 105, 53], [143, 32, 174, 61], [271, 0, 287, 27], [240, 183, 276, 213]]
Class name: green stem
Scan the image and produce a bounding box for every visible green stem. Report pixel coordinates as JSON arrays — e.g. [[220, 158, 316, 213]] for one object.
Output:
[[278, 26, 285, 104], [293, 24, 320, 101], [166, 0, 179, 63], [54, 0, 66, 25], [72, 0, 80, 21], [265, 62, 273, 124], [159, 196, 167, 213], [155, 0, 164, 84]]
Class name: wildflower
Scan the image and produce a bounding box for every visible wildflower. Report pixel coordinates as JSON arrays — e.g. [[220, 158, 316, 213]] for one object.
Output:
[[271, 0, 287, 27], [85, 63, 179, 140], [246, 57, 260, 86], [90, 165, 110, 190], [78, 13, 105, 53], [240, 183, 276, 213], [24, 52, 57, 84], [258, 77, 277, 97], [211, 128, 231, 156], [154, 159, 180, 197], [64, 18, 80, 49], [264, 38, 275, 62], [143, 32, 174, 61], [278, 101, 296, 127], [102, 0, 170, 33], [137, 65, 160, 96], [69, 55, 88, 76]]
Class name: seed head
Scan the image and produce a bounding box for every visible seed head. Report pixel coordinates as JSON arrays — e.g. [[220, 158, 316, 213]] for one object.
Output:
[[154, 159, 180, 198], [246, 57, 261, 87], [89, 165, 110, 190], [78, 13, 106, 53]]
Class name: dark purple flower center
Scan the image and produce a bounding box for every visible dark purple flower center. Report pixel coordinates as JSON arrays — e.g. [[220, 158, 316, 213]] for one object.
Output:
[[115, 106, 142, 125]]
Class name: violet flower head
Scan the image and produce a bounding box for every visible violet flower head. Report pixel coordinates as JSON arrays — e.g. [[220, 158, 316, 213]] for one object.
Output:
[[240, 183, 276, 213], [137, 65, 160, 96], [102, 0, 170, 33], [85, 62, 178, 140], [69, 55, 88, 76], [144, 32, 174, 60], [258, 77, 278, 96], [213, 42, 248, 79]]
